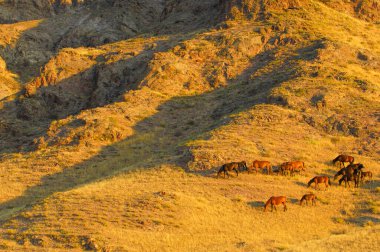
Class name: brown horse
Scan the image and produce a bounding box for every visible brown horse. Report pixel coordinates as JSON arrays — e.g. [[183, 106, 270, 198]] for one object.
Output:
[[280, 162, 292, 176], [217, 161, 247, 178], [360, 171, 373, 184], [300, 193, 317, 206], [335, 163, 364, 188], [250, 160, 272, 174], [264, 196, 287, 212], [339, 173, 360, 188], [280, 161, 305, 176], [307, 176, 330, 190], [334, 163, 364, 180], [333, 154, 354, 168]]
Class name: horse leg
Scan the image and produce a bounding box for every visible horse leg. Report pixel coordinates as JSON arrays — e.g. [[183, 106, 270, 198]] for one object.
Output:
[[283, 203, 287, 212], [235, 168, 238, 177], [274, 205, 277, 212]]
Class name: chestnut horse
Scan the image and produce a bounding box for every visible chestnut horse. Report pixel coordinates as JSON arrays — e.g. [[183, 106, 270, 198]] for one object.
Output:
[[264, 196, 287, 212], [300, 193, 317, 206], [307, 176, 330, 190], [250, 160, 272, 174], [333, 154, 354, 168], [280, 161, 305, 176], [217, 161, 247, 178]]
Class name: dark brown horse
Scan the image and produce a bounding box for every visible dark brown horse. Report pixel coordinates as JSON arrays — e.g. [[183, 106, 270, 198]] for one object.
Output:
[[217, 161, 247, 178], [264, 196, 287, 212], [339, 173, 360, 188], [334, 163, 364, 179], [334, 163, 364, 188], [249, 160, 272, 174], [361, 171, 373, 183], [307, 176, 330, 190], [333, 155, 354, 168], [300, 193, 317, 206]]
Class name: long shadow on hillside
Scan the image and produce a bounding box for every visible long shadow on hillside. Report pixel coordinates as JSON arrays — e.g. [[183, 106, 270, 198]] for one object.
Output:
[[0, 1, 246, 155], [0, 41, 323, 226], [0, 37, 184, 155]]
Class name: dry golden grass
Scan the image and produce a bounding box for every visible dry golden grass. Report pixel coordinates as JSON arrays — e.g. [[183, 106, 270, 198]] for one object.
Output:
[[0, 166, 378, 251], [0, 20, 42, 47]]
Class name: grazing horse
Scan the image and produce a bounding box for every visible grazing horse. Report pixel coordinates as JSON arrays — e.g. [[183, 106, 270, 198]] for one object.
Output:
[[339, 173, 360, 188], [332, 155, 354, 168], [300, 193, 317, 206], [217, 161, 247, 178], [307, 176, 330, 190], [361, 171, 373, 184], [280, 162, 292, 176], [335, 163, 364, 188], [334, 163, 364, 179], [334, 167, 347, 180], [250, 160, 272, 174], [264, 196, 287, 212], [280, 161, 305, 176]]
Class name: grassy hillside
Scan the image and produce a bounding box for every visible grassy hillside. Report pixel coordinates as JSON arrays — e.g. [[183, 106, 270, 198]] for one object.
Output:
[[0, 0, 379, 251]]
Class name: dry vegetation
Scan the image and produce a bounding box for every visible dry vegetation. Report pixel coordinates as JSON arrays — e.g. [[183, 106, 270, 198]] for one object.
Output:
[[0, 0, 379, 251]]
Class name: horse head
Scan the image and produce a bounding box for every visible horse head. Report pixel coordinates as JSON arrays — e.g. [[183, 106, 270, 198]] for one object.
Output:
[[239, 161, 248, 171], [357, 163, 364, 170]]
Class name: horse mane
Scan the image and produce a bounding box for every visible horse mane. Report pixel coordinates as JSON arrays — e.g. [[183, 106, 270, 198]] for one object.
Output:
[[264, 197, 272, 210], [218, 165, 225, 173], [300, 196, 306, 205], [307, 177, 315, 187]]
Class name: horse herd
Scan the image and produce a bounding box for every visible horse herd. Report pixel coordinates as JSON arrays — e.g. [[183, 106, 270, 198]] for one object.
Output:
[[217, 154, 374, 212]]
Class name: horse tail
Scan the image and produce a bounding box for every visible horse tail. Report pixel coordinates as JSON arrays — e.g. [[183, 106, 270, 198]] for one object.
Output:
[[332, 156, 338, 164], [307, 177, 315, 187]]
